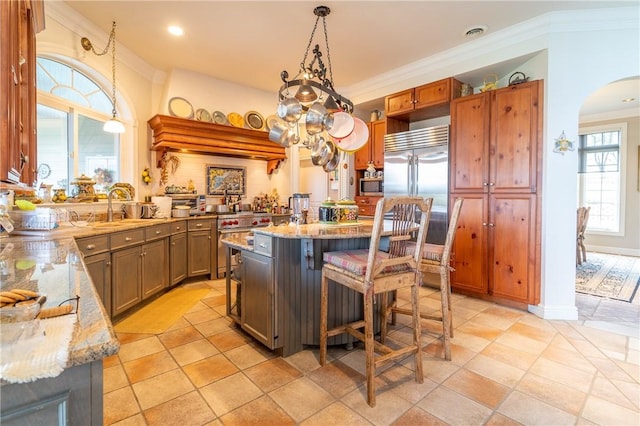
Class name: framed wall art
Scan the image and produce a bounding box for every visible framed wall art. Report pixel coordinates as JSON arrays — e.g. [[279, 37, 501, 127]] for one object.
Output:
[[206, 165, 246, 196]]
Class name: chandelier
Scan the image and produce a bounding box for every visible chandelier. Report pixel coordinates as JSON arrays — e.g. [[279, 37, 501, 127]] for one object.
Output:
[[270, 6, 368, 172], [81, 21, 125, 134]]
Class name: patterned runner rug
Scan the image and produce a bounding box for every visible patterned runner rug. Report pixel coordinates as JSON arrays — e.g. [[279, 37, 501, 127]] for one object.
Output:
[[576, 252, 640, 302]]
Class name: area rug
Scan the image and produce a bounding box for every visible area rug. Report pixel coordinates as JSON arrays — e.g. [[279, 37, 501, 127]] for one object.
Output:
[[113, 287, 210, 334], [576, 252, 640, 302]]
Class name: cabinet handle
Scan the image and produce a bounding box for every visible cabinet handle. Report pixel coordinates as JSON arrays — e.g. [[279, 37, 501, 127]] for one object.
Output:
[[106, 262, 111, 267], [125, 237, 132, 241], [196, 223, 203, 227], [483, 182, 489, 186], [155, 230, 161, 234], [11, 65, 18, 85], [489, 182, 495, 186], [208, 236, 211, 240], [176, 226, 181, 230], [171, 242, 175, 246], [86, 244, 95, 250], [482, 222, 487, 226]]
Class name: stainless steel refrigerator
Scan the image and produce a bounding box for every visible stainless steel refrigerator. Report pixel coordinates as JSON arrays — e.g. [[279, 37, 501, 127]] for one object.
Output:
[[384, 125, 449, 244]]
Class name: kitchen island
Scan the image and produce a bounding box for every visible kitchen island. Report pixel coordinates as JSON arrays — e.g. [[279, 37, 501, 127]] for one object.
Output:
[[222, 220, 393, 357], [0, 235, 119, 425]]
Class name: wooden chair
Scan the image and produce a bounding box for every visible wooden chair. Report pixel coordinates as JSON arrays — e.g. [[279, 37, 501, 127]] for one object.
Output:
[[319, 196, 433, 407], [576, 206, 590, 265], [382, 198, 464, 361]]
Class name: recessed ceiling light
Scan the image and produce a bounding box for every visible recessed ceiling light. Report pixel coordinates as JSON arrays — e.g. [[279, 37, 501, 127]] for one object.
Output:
[[464, 25, 488, 38], [621, 97, 635, 103], [168, 25, 184, 36]]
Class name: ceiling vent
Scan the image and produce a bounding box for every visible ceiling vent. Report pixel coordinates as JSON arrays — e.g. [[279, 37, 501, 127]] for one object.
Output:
[[464, 25, 488, 38]]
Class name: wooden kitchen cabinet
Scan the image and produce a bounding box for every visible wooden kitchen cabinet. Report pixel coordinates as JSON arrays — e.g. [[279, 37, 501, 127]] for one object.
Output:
[[0, 0, 43, 186], [141, 238, 169, 299], [112, 245, 142, 316], [188, 218, 214, 278], [385, 77, 463, 122], [240, 248, 276, 349], [355, 196, 382, 217], [170, 221, 188, 285], [449, 80, 542, 306], [354, 118, 408, 170], [83, 252, 112, 317]]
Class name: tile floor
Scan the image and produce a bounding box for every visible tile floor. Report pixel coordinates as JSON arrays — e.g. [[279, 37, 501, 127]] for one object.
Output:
[[103, 277, 640, 426]]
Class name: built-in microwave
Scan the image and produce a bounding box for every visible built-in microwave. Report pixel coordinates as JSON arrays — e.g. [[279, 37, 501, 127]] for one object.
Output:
[[167, 194, 206, 215], [359, 178, 384, 196]]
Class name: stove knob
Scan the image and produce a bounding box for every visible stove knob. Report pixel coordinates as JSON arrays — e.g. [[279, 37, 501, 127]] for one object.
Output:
[[252, 220, 258, 226], [233, 220, 239, 225], [221, 221, 227, 226]]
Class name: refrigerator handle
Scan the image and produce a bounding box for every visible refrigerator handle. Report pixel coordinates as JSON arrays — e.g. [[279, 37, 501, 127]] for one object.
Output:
[[413, 153, 419, 196], [407, 153, 413, 195]]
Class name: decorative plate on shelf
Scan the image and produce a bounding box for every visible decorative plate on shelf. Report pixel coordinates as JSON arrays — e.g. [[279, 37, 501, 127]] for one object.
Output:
[[227, 112, 244, 128], [168, 97, 194, 119], [195, 108, 212, 122], [244, 111, 265, 130], [110, 182, 135, 199], [265, 115, 280, 131], [212, 111, 229, 125]]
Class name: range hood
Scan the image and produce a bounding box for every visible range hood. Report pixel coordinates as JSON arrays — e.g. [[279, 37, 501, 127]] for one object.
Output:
[[148, 114, 287, 175]]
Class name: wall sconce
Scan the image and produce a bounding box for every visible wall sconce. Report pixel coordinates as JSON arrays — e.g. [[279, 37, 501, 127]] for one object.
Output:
[[81, 21, 125, 134], [553, 131, 574, 154]]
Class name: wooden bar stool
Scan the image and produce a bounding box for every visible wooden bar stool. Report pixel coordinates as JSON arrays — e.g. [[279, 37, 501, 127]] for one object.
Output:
[[383, 198, 464, 361], [319, 196, 433, 407]]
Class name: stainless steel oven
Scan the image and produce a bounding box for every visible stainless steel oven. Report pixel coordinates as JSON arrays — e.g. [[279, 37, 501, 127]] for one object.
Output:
[[216, 212, 272, 278]]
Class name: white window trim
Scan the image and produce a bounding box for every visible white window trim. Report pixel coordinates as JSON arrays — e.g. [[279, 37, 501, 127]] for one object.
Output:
[[577, 122, 627, 237]]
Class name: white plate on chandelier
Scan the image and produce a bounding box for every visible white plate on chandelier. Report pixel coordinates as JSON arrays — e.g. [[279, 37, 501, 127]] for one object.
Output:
[[327, 112, 354, 139], [334, 117, 369, 153]]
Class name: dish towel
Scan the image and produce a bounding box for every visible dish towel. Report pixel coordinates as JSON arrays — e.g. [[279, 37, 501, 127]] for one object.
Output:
[[0, 315, 77, 384]]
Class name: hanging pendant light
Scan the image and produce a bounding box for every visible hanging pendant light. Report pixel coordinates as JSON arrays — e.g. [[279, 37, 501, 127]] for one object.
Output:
[[81, 21, 125, 134]]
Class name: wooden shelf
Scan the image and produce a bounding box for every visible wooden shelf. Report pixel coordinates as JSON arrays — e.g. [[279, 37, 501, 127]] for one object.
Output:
[[148, 114, 287, 174]]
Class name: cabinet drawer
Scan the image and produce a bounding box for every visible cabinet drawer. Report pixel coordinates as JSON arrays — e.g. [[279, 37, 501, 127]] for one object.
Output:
[[188, 218, 212, 231], [170, 220, 187, 234], [145, 223, 172, 241], [253, 234, 272, 257], [76, 235, 109, 256], [358, 205, 377, 217], [110, 229, 145, 250]]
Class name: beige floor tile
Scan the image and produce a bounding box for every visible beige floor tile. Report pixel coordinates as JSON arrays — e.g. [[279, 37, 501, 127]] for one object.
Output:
[[391, 406, 448, 426], [219, 395, 295, 426], [164, 316, 190, 332], [224, 343, 271, 370], [443, 368, 510, 409], [581, 394, 640, 425], [103, 363, 130, 393], [465, 353, 526, 387], [123, 350, 178, 383], [202, 294, 226, 308], [494, 330, 549, 356], [416, 386, 493, 425], [115, 332, 155, 345], [244, 357, 303, 393], [377, 364, 438, 404], [118, 336, 165, 363], [342, 384, 414, 426], [529, 357, 595, 393], [419, 354, 460, 383], [284, 349, 323, 374], [183, 307, 221, 325], [447, 328, 492, 352], [307, 359, 366, 398], [103, 354, 121, 368], [269, 377, 335, 422], [569, 336, 607, 358], [540, 344, 597, 374], [109, 413, 147, 426], [157, 325, 204, 349], [193, 316, 234, 337], [182, 353, 239, 387], [484, 412, 523, 426], [480, 341, 538, 371], [587, 355, 637, 382], [207, 329, 252, 352], [497, 390, 576, 425], [457, 319, 505, 342], [103, 386, 141, 425], [199, 372, 263, 416], [612, 377, 640, 409], [516, 372, 587, 415], [508, 321, 557, 343], [423, 339, 477, 365], [590, 373, 639, 411], [300, 401, 372, 426], [132, 369, 195, 410], [142, 390, 216, 426], [168, 338, 220, 366]]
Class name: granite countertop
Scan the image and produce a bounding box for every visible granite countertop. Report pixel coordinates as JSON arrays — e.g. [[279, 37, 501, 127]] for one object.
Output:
[[0, 236, 119, 374], [252, 220, 378, 239]]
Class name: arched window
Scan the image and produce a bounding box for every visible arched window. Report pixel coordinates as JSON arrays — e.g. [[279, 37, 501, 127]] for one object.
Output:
[[36, 56, 120, 193]]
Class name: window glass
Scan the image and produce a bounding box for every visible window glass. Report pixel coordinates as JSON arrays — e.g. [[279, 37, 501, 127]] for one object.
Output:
[[36, 57, 120, 195], [577, 127, 624, 233]]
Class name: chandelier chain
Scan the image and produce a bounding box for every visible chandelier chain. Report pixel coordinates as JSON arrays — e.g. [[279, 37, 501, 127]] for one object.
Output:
[[110, 23, 117, 116], [300, 15, 321, 72], [322, 16, 333, 86]]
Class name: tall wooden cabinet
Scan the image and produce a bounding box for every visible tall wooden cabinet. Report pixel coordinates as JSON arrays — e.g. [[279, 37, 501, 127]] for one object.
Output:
[[1, 0, 44, 186], [354, 118, 408, 170], [449, 80, 542, 305]]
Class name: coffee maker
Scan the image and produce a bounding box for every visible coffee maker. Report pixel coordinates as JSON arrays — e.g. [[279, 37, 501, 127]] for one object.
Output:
[[289, 193, 310, 224]]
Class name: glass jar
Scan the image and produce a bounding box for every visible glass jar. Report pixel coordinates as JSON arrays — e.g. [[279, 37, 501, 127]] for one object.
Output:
[[52, 189, 67, 203]]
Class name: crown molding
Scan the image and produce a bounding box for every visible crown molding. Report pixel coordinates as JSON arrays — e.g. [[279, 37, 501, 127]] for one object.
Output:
[[45, 1, 166, 85]]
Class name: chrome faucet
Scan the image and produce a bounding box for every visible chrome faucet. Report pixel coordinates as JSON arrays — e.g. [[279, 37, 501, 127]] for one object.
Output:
[[106, 187, 131, 222]]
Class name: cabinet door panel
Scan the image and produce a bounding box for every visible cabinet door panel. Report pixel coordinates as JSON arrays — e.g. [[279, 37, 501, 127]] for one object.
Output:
[[170, 233, 188, 285], [188, 230, 212, 276], [142, 239, 168, 299], [450, 93, 490, 193], [241, 250, 274, 348], [451, 194, 488, 295], [112, 246, 142, 316], [414, 78, 450, 109], [385, 89, 414, 116], [489, 194, 536, 303], [84, 253, 112, 318], [490, 81, 540, 193], [370, 120, 385, 168]]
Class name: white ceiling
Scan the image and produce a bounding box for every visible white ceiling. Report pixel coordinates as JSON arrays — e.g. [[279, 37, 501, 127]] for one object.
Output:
[[61, 1, 639, 117]]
